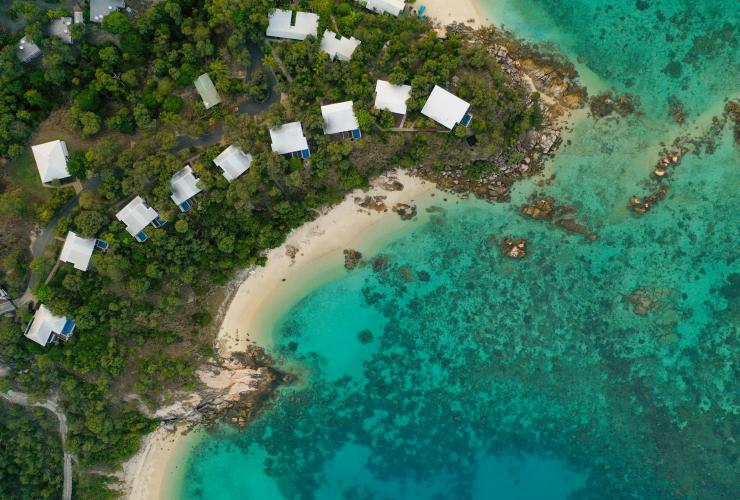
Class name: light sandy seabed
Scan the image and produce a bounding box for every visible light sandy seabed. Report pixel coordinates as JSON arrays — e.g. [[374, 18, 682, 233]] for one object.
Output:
[[121, 171, 442, 499]]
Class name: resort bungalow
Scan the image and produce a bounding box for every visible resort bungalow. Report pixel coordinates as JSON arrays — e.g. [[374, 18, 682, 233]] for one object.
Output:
[[16, 37, 41, 63], [49, 17, 74, 44], [31, 140, 70, 184], [374, 80, 412, 116], [170, 165, 202, 212], [321, 101, 361, 139], [0, 288, 15, 317], [270, 122, 310, 159], [90, 0, 125, 23], [194, 73, 222, 110], [213, 145, 253, 182], [266, 9, 319, 41], [59, 232, 96, 272], [116, 196, 164, 242], [24, 304, 75, 347], [421, 85, 472, 130], [320, 30, 361, 61], [359, 0, 406, 17]]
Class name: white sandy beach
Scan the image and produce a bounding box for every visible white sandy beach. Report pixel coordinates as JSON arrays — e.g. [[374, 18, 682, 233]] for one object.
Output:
[[420, 0, 488, 28]]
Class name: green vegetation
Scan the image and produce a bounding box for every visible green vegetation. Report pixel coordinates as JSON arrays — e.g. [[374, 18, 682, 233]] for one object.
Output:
[[0, 0, 544, 494]]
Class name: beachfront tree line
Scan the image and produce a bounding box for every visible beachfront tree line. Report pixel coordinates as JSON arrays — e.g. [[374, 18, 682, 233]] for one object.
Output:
[[0, 1, 542, 496]]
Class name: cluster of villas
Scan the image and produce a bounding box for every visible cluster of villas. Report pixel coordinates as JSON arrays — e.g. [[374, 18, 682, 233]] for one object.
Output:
[[20, 0, 473, 347], [16, 1, 126, 63]]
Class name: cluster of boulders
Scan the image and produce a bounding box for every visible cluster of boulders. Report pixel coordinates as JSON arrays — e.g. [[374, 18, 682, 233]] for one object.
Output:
[[501, 238, 528, 259], [519, 194, 597, 239], [629, 149, 684, 214], [668, 96, 687, 124], [725, 100, 740, 144], [343, 249, 363, 270], [392, 202, 417, 220], [355, 195, 388, 212], [589, 91, 640, 118]]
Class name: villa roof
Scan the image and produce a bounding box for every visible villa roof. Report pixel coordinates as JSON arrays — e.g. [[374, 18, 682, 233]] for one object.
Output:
[[90, 0, 125, 23], [321, 101, 360, 135], [266, 9, 319, 40], [116, 196, 159, 237], [16, 37, 41, 63], [214, 145, 253, 182], [374, 80, 412, 115], [421, 85, 471, 129], [320, 30, 361, 61], [49, 17, 74, 44], [361, 0, 405, 16], [31, 140, 70, 183], [24, 305, 71, 347], [194, 73, 222, 110], [73, 9, 84, 24], [270, 122, 309, 155], [170, 165, 203, 206], [59, 232, 96, 272]]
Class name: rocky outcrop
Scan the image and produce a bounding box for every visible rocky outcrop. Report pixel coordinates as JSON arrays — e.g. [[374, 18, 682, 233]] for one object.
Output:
[[519, 195, 595, 238], [355, 195, 388, 212], [343, 249, 363, 270], [501, 238, 528, 259], [589, 91, 640, 118], [392, 203, 417, 220]]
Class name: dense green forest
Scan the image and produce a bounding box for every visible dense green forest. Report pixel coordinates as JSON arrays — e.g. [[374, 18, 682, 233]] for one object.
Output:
[[0, 0, 543, 495]]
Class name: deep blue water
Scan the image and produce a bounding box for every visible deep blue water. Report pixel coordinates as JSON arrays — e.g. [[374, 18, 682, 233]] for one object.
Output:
[[178, 1, 739, 498]]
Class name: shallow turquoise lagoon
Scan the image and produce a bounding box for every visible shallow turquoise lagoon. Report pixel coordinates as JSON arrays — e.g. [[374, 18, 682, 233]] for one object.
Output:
[[179, 1, 738, 498]]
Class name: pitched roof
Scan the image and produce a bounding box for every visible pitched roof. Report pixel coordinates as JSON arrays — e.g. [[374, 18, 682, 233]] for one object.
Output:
[[31, 140, 70, 183], [59, 232, 96, 271], [90, 0, 125, 23], [49, 17, 73, 44], [374, 80, 412, 115], [319, 30, 361, 61], [361, 0, 406, 16], [421, 85, 471, 129], [194, 73, 222, 109], [16, 37, 41, 63], [170, 165, 203, 206], [321, 102, 360, 135], [266, 9, 319, 40], [270, 122, 309, 155], [116, 196, 159, 237], [73, 9, 84, 24], [214, 145, 253, 182], [24, 305, 71, 346]]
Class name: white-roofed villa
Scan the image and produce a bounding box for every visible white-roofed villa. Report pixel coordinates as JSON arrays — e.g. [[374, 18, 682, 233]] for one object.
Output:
[[374, 80, 412, 116], [16, 37, 41, 63], [266, 9, 319, 41], [24, 304, 75, 347], [214, 145, 253, 182], [170, 165, 203, 212], [421, 85, 472, 130], [116, 196, 164, 243], [90, 0, 125, 23], [59, 232, 97, 272], [270, 122, 311, 159], [31, 140, 71, 184], [320, 30, 361, 61], [321, 101, 362, 139], [194, 73, 222, 110], [359, 0, 406, 17], [49, 17, 74, 44]]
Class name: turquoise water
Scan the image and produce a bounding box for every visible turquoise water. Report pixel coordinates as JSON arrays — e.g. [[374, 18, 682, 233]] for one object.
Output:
[[179, 1, 738, 498]]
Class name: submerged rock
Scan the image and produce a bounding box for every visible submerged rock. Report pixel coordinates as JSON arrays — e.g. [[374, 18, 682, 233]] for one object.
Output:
[[355, 195, 387, 212], [393, 203, 417, 220], [357, 329, 374, 344], [382, 179, 404, 191], [558, 218, 590, 234], [372, 255, 389, 272], [343, 249, 363, 270], [520, 196, 555, 219], [398, 266, 415, 282], [501, 238, 528, 259]]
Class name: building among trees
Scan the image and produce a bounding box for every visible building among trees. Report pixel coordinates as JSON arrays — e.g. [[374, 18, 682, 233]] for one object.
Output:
[[320, 30, 361, 61], [321, 102, 362, 139], [59, 232, 96, 272], [90, 0, 126, 23], [194, 73, 222, 110], [24, 305, 75, 347], [49, 18, 74, 44], [266, 9, 319, 40], [116, 196, 163, 242], [16, 37, 41, 63], [421, 85, 472, 129], [213, 145, 253, 182], [170, 165, 203, 212], [270, 122, 311, 159], [31, 140, 70, 184], [374, 80, 412, 116], [360, 0, 406, 17]]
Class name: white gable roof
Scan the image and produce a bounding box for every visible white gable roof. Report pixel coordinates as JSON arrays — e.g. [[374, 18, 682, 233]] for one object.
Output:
[[17, 37, 41, 63], [170, 165, 202, 206], [59, 232, 95, 271], [266, 9, 319, 41], [50, 17, 73, 44], [194, 73, 222, 110], [421, 85, 471, 129], [214, 145, 252, 182], [24, 305, 70, 346], [116, 196, 158, 237], [320, 30, 361, 61], [375, 80, 412, 115], [270, 122, 309, 155], [90, 0, 125, 23], [361, 0, 405, 16], [321, 102, 360, 135], [31, 140, 70, 183]]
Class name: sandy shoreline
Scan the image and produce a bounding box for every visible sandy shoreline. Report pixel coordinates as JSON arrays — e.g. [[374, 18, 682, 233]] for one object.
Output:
[[421, 0, 489, 28]]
